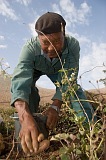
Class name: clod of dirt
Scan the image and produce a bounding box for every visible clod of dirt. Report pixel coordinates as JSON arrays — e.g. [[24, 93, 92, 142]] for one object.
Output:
[[0, 133, 5, 155]]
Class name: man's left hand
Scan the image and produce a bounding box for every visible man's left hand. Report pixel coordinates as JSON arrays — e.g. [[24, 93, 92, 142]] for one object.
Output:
[[42, 107, 59, 130]]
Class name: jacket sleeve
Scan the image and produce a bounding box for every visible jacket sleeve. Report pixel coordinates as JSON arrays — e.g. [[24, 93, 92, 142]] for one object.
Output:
[[11, 39, 36, 106], [52, 37, 80, 101]]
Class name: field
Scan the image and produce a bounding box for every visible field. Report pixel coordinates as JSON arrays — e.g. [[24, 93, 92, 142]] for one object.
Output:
[[0, 75, 106, 160]]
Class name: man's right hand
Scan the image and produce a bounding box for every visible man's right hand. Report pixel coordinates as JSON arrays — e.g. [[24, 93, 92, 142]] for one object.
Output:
[[19, 112, 39, 154], [14, 100, 40, 154]]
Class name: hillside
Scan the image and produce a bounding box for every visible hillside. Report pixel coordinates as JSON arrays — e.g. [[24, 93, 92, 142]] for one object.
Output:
[[0, 75, 11, 107], [0, 75, 55, 107], [0, 75, 106, 107]]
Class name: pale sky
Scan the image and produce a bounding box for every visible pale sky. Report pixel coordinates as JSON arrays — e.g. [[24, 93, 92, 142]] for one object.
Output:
[[0, 0, 106, 90]]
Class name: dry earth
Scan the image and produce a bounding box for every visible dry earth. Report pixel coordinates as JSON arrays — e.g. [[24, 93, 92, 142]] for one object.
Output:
[[0, 75, 106, 159]]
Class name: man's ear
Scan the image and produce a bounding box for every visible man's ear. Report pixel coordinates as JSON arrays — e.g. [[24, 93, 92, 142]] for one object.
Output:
[[61, 23, 65, 36]]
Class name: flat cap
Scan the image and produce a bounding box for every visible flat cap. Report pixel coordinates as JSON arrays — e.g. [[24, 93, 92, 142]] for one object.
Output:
[[35, 12, 66, 34]]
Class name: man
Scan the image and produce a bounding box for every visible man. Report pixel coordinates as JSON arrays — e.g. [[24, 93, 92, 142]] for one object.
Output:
[[11, 12, 94, 154]]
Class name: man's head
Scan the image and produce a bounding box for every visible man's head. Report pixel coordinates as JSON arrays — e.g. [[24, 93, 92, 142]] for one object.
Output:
[[35, 12, 66, 58]]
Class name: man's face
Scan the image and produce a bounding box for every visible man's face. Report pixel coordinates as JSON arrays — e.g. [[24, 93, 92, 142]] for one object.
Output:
[[38, 32, 65, 58]]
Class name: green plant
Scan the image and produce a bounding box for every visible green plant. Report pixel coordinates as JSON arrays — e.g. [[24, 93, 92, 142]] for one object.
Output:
[[51, 68, 106, 160], [99, 67, 106, 87], [0, 58, 11, 79], [0, 58, 15, 135], [0, 107, 15, 135]]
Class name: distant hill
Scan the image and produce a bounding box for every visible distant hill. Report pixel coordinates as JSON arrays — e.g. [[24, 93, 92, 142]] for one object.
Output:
[[88, 87, 106, 95], [0, 75, 11, 107], [0, 75, 105, 107], [0, 75, 55, 107], [86, 87, 106, 103]]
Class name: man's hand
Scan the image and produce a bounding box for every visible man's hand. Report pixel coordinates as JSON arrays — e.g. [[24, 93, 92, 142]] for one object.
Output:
[[19, 114, 50, 154], [14, 100, 50, 154], [43, 107, 59, 130], [19, 113, 39, 154], [14, 100, 40, 154]]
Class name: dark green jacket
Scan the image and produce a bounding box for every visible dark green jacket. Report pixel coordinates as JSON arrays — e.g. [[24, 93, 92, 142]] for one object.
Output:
[[11, 35, 80, 105]]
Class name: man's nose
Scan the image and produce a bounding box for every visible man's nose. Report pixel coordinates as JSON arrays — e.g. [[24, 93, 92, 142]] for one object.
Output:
[[48, 44, 55, 51]]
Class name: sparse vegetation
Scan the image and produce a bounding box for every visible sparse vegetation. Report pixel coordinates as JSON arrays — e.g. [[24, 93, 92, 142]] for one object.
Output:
[[0, 59, 106, 159], [99, 68, 106, 87]]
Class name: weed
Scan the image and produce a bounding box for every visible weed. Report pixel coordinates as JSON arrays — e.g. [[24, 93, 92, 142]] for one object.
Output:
[[51, 68, 106, 160]]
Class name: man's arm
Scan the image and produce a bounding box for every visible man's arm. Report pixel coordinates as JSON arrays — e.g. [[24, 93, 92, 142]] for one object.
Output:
[[11, 38, 41, 154], [43, 99, 62, 130], [11, 39, 36, 106], [52, 99, 62, 110], [14, 100, 32, 123]]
